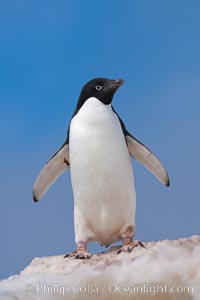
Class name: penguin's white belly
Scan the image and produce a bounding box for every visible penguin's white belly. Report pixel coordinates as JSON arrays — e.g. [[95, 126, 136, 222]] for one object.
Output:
[[69, 98, 136, 245]]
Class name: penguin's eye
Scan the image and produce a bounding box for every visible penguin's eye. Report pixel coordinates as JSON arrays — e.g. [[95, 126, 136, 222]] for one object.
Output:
[[95, 85, 102, 91]]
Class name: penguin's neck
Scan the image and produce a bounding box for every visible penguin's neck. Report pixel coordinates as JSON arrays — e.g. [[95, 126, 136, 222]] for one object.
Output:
[[74, 97, 113, 124]]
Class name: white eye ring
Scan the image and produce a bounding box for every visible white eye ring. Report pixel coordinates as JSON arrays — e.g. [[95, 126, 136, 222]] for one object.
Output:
[[95, 85, 102, 91]]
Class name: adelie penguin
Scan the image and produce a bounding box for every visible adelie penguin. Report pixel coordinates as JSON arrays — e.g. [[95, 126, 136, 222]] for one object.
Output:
[[33, 78, 170, 259]]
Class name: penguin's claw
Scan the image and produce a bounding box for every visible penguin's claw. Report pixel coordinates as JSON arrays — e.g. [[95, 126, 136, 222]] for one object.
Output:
[[75, 250, 92, 259], [117, 240, 145, 254], [64, 251, 76, 258], [64, 250, 92, 259]]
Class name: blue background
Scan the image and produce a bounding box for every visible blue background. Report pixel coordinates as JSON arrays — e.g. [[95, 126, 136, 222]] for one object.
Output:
[[1, 0, 200, 279]]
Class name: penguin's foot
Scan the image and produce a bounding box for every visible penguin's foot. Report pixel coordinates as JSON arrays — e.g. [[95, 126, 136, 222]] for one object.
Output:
[[64, 241, 92, 259], [75, 249, 92, 259], [117, 239, 145, 254]]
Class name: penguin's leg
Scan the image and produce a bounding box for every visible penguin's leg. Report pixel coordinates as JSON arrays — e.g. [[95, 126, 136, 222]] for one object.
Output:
[[64, 241, 92, 259], [64, 214, 93, 259], [117, 225, 144, 254]]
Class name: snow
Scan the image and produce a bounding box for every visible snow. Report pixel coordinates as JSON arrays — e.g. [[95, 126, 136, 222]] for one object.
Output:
[[0, 236, 200, 299]]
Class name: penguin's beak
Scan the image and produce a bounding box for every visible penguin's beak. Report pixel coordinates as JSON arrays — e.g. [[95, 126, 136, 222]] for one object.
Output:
[[107, 79, 125, 91], [115, 79, 125, 86]]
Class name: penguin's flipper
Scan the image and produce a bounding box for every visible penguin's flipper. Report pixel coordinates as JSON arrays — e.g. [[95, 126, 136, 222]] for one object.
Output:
[[33, 144, 70, 202], [126, 135, 170, 186]]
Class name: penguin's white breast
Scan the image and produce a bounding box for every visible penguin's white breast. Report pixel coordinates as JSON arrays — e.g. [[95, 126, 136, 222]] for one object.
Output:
[[69, 97, 135, 242]]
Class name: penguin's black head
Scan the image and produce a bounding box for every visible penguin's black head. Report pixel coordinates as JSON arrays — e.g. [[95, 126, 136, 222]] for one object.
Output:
[[74, 77, 124, 113]]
